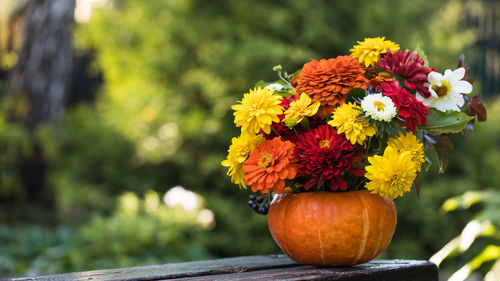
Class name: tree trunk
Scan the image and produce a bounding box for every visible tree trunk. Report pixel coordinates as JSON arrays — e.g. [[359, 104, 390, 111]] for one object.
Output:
[[4, 0, 75, 222], [9, 0, 75, 129]]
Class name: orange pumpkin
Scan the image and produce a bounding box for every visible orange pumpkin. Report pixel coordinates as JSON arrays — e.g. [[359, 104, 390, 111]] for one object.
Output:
[[267, 190, 396, 266]]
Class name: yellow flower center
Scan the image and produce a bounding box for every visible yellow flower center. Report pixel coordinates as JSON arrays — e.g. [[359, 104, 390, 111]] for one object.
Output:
[[284, 117, 298, 128], [253, 108, 265, 116], [433, 80, 451, 97], [319, 140, 330, 149], [391, 173, 401, 184], [379, 72, 392, 78], [258, 151, 274, 168], [373, 101, 386, 112]]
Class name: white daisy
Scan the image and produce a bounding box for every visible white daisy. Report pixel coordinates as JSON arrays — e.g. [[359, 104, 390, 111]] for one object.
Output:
[[361, 93, 397, 122], [264, 83, 284, 92], [416, 67, 473, 112]]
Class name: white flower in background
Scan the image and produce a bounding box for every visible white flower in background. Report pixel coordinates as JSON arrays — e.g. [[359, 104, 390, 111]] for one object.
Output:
[[264, 83, 284, 92], [416, 67, 473, 112], [361, 93, 397, 122], [163, 186, 199, 211]]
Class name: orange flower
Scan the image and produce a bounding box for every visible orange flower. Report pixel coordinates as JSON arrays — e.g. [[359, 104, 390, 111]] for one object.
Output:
[[243, 137, 297, 194], [365, 67, 394, 88], [296, 56, 368, 117]]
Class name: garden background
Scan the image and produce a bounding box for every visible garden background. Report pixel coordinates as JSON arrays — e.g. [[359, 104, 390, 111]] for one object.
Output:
[[0, 0, 499, 280]]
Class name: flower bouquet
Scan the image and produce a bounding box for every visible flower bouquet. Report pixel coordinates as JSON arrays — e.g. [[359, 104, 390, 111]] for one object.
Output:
[[221, 37, 486, 266]]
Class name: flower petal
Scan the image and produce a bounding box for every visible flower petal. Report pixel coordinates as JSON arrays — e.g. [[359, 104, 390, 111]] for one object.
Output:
[[449, 67, 465, 80], [427, 72, 442, 84], [454, 80, 473, 94]]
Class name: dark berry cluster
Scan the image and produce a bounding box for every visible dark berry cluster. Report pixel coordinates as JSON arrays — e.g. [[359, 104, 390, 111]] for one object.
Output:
[[248, 194, 270, 215]]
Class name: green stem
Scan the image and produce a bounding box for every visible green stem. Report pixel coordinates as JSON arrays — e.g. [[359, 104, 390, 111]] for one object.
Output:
[[277, 70, 296, 94], [292, 127, 304, 143], [354, 178, 367, 191], [271, 126, 281, 137]]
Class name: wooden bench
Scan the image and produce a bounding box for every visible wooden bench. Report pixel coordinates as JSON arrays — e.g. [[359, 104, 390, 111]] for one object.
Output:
[[4, 255, 438, 281]]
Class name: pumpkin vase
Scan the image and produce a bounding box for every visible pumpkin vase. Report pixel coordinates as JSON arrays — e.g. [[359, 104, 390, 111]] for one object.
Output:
[[267, 190, 397, 267]]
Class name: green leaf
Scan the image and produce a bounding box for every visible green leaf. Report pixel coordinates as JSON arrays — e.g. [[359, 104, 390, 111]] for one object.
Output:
[[345, 88, 366, 103], [441, 191, 485, 212], [421, 109, 474, 134], [254, 80, 269, 88], [470, 245, 500, 271], [415, 43, 429, 67], [413, 174, 421, 199], [434, 142, 449, 174], [254, 80, 287, 89], [423, 156, 432, 172], [423, 141, 438, 173], [287, 69, 302, 82]]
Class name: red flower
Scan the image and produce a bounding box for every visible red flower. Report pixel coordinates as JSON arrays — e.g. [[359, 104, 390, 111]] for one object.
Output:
[[294, 125, 363, 191], [380, 81, 429, 132], [262, 95, 298, 142], [263, 95, 326, 143], [376, 49, 435, 98]]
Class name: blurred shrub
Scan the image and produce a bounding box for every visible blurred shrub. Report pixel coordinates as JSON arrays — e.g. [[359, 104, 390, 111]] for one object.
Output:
[[430, 190, 500, 281], [0, 100, 35, 222], [0, 190, 212, 277], [38, 106, 137, 222], [0, 108, 29, 198], [384, 98, 499, 266], [423, 100, 500, 281]]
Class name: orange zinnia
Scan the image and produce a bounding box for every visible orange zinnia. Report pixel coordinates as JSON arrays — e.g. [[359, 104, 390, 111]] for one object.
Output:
[[243, 137, 297, 194], [296, 56, 368, 117]]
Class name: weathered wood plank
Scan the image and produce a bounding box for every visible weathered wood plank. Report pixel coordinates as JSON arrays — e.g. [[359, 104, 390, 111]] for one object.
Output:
[[3, 256, 438, 281], [4, 255, 297, 281], [170, 259, 438, 281]]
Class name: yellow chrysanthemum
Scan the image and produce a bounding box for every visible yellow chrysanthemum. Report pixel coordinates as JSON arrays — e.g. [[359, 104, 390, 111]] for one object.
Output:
[[283, 93, 321, 127], [327, 102, 377, 145], [350, 37, 400, 67], [221, 133, 265, 189], [232, 87, 284, 135], [365, 146, 417, 199], [387, 131, 425, 172]]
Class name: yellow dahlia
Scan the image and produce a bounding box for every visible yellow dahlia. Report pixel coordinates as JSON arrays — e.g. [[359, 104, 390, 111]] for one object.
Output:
[[232, 87, 284, 135], [350, 37, 400, 67], [387, 131, 425, 172], [283, 93, 320, 127], [365, 146, 417, 199], [221, 133, 265, 189], [327, 102, 377, 145]]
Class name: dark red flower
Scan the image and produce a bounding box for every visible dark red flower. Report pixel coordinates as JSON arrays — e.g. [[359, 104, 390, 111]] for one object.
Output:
[[380, 81, 429, 132], [294, 125, 363, 191], [376, 49, 435, 98], [263, 95, 326, 143], [262, 95, 298, 142]]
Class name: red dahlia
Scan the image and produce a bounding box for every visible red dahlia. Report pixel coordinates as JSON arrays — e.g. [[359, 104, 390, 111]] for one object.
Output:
[[376, 49, 435, 98], [294, 125, 363, 191], [380, 81, 429, 132]]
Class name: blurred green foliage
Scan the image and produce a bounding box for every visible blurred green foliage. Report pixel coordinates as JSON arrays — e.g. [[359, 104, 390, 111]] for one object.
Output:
[[431, 190, 500, 280], [0, 190, 212, 276], [0, 108, 29, 199], [0, 0, 491, 278], [424, 100, 500, 280]]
